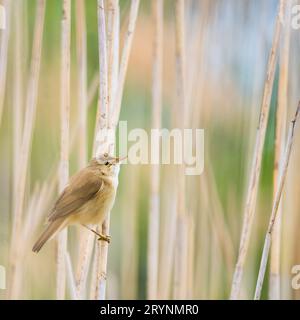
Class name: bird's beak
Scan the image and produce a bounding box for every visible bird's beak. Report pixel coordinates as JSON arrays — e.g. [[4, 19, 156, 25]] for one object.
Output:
[[115, 155, 127, 164]]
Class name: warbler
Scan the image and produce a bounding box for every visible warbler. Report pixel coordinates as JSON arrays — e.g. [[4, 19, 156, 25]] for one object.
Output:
[[32, 153, 125, 253]]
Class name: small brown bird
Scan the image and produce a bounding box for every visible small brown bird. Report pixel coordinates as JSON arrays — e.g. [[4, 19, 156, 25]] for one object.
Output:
[[32, 153, 124, 253]]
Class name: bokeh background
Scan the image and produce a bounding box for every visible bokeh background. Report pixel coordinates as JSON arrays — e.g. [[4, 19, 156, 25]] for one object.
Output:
[[1, 0, 300, 299]]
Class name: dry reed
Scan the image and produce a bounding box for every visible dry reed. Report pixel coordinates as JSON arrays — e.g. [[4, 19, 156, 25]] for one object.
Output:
[[12, 0, 23, 207], [56, 0, 71, 300], [112, 0, 140, 127], [147, 0, 163, 300], [269, 0, 292, 300], [230, 0, 286, 299], [121, 166, 139, 299], [94, 0, 110, 300], [2, 0, 299, 301], [173, 0, 188, 300], [8, 0, 46, 299], [0, 0, 11, 127], [157, 168, 177, 299], [65, 251, 77, 300], [76, 0, 88, 168], [74, 0, 92, 300], [95, 0, 140, 300], [254, 102, 300, 300]]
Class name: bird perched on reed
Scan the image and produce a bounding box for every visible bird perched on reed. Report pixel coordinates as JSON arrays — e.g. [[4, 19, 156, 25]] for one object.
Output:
[[32, 153, 125, 253]]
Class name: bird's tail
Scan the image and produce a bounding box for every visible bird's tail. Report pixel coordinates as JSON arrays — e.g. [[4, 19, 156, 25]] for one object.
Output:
[[32, 218, 66, 253]]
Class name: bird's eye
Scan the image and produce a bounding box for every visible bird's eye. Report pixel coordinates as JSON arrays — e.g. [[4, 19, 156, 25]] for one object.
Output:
[[105, 161, 109, 166]]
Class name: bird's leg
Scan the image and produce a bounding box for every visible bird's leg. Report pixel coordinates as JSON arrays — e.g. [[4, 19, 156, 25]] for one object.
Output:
[[81, 224, 111, 243], [98, 233, 111, 243]]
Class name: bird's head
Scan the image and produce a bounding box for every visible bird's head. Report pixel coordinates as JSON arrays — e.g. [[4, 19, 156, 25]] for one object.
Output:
[[92, 153, 127, 177]]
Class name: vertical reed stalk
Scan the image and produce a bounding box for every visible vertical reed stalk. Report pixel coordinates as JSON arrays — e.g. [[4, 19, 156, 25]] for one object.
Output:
[[121, 166, 139, 299], [12, 0, 23, 203], [230, 0, 286, 299], [56, 0, 71, 300], [75, 1, 120, 299], [76, 0, 119, 297], [76, 0, 87, 167], [8, 0, 46, 299], [0, 0, 11, 127], [95, 0, 139, 300], [107, 0, 119, 129], [74, 0, 92, 300], [94, 0, 108, 145], [254, 102, 300, 300], [75, 228, 94, 299], [187, 216, 195, 298], [112, 0, 140, 127], [89, 245, 99, 299], [147, 0, 163, 300], [65, 252, 78, 300], [158, 168, 177, 299], [94, 0, 109, 300], [95, 0, 120, 300], [173, 0, 188, 300], [269, 0, 291, 300]]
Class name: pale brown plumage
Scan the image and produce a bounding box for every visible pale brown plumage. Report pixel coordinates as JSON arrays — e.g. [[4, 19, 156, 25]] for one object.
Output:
[[32, 154, 121, 253]]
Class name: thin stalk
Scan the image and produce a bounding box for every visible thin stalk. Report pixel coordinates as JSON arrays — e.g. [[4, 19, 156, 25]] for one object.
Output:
[[56, 0, 71, 300], [74, 0, 92, 300], [79, 0, 120, 300], [269, 0, 291, 300], [94, 0, 110, 300], [96, 1, 120, 299], [187, 216, 195, 298], [89, 243, 98, 299], [157, 167, 177, 299], [12, 0, 23, 205], [94, 0, 109, 155], [230, 0, 286, 299], [112, 0, 140, 128], [96, 0, 139, 300], [65, 252, 78, 300], [76, 0, 87, 167], [107, 0, 119, 129], [8, 0, 46, 299], [147, 0, 163, 300], [173, 0, 188, 300], [254, 102, 300, 300], [75, 228, 94, 299], [0, 0, 11, 127], [72, 0, 119, 292], [121, 166, 139, 299]]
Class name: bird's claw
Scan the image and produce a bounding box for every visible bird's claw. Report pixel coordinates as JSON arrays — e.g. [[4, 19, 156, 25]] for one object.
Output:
[[98, 234, 111, 243]]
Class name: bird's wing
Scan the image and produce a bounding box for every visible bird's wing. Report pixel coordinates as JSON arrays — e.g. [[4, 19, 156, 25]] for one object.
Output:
[[48, 169, 103, 222]]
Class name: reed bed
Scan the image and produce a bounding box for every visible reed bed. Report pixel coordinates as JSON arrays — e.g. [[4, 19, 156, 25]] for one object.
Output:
[[0, 0, 300, 300]]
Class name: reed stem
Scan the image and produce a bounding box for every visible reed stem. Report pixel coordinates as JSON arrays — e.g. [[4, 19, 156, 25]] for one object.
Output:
[[8, 0, 46, 299], [254, 102, 300, 300], [147, 0, 163, 300], [56, 0, 71, 300], [230, 0, 286, 299], [269, 0, 292, 300]]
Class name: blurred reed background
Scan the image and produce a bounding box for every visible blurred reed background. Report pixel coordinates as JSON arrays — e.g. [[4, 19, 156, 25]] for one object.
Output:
[[0, 0, 300, 300]]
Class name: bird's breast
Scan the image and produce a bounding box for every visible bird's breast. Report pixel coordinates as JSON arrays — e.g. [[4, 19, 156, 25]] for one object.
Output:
[[72, 179, 117, 225]]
